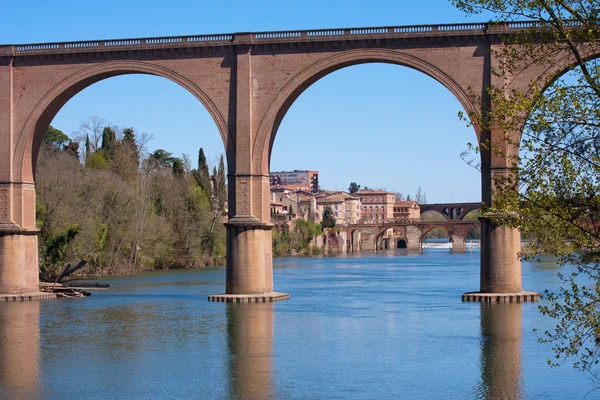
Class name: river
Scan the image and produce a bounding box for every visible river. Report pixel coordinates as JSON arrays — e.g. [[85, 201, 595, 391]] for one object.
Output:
[[0, 247, 595, 399]]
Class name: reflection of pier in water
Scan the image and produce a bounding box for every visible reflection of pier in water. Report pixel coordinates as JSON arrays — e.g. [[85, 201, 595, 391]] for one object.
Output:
[[0, 302, 41, 398], [478, 303, 524, 400], [226, 303, 275, 400]]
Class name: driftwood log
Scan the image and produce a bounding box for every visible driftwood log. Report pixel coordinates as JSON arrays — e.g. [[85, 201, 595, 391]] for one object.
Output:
[[39, 260, 108, 297]]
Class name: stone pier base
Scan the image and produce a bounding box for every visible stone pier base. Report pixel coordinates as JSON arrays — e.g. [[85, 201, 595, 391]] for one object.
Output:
[[208, 292, 290, 303], [462, 291, 539, 303], [0, 292, 57, 301]]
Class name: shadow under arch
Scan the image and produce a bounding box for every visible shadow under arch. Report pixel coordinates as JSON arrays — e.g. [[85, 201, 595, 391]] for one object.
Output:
[[420, 209, 449, 222], [253, 48, 480, 173], [420, 225, 452, 249], [14, 60, 231, 183]]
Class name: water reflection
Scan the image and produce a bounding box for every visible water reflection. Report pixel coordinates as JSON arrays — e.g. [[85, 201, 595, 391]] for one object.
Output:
[[226, 303, 274, 400], [0, 302, 41, 399], [478, 303, 524, 400]]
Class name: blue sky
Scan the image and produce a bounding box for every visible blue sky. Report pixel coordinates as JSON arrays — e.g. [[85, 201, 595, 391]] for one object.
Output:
[[1, 0, 495, 203]]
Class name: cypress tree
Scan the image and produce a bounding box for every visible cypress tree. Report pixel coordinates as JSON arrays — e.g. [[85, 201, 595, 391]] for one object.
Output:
[[196, 148, 212, 197], [85, 134, 91, 159], [121, 128, 140, 166], [216, 155, 227, 213], [101, 126, 117, 159]]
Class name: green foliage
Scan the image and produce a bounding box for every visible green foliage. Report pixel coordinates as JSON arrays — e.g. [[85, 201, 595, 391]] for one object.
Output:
[[148, 149, 174, 168], [39, 224, 80, 272], [453, 0, 600, 376], [195, 148, 212, 198], [101, 126, 117, 159], [272, 219, 322, 256], [85, 151, 107, 170], [216, 155, 227, 214], [172, 158, 185, 176], [322, 206, 336, 228], [44, 126, 70, 150], [94, 220, 108, 253], [348, 182, 361, 194]]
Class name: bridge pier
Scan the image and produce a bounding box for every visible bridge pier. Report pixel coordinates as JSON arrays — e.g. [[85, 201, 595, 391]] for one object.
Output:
[[452, 236, 467, 252], [463, 219, 538, 301], [406, 226, 422, 252], [0, 182, 41, 296], [463, 129, 539, 301], [479, 218, 522, 293]]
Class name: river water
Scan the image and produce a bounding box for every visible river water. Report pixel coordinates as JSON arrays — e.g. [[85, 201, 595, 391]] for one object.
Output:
[[0, 248, 595, 399]]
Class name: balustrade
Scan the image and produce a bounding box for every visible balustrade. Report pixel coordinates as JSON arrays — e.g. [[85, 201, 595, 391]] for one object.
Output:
[[9, 21, 529, 55]]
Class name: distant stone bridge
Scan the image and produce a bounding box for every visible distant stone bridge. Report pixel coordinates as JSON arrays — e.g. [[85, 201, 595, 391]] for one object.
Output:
[[419, 202, 481, 221], [340, 220, 479, 253]]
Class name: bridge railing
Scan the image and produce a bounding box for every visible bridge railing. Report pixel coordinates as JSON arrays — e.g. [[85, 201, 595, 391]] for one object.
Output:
[[0, 21, 566, 56], [252, 23, 488, 41], [6, 34, 235, 54]]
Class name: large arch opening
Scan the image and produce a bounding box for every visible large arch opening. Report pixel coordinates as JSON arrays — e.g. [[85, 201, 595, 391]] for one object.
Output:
[[16, 62, 229, 183], [32, 71, 228, 276], [264, 57, 481, 256], [258, 50, 481, 175]]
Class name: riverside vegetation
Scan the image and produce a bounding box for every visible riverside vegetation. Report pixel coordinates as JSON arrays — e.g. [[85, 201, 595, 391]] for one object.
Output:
[[37, 121, 227, 276]]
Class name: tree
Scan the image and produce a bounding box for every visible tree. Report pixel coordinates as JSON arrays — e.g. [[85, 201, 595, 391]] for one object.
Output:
[[171, 158, 185, 177], [415, 187, 427, 204], [216, 155, 227, 214], [322, 206, 336, 228], [101, 126, 117, 159], [195, 148, 212, 197], [453, 0, 600, 377], [122, 128, 140, 166], [44, 126, 70, 150], [85, 135, 91, 159], [348, 182, 361, 194], [147, 149, 174, 169], [76, 116, 107, 153]]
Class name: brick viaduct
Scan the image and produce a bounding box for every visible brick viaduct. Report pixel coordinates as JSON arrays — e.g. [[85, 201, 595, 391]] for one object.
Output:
[[0, 21, 592, 300]]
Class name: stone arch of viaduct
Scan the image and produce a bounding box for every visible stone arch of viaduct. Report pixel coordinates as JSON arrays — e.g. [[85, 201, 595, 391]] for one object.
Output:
[[0, 22, 595, 298]]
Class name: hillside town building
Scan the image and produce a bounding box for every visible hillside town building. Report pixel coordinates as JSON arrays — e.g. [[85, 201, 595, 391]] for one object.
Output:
[[270, 185, 422, 226], [393, 200, 421, 221], [270, 170, 319, 193], [356, 190, 396, 222], [315, 192, 361, 226]]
